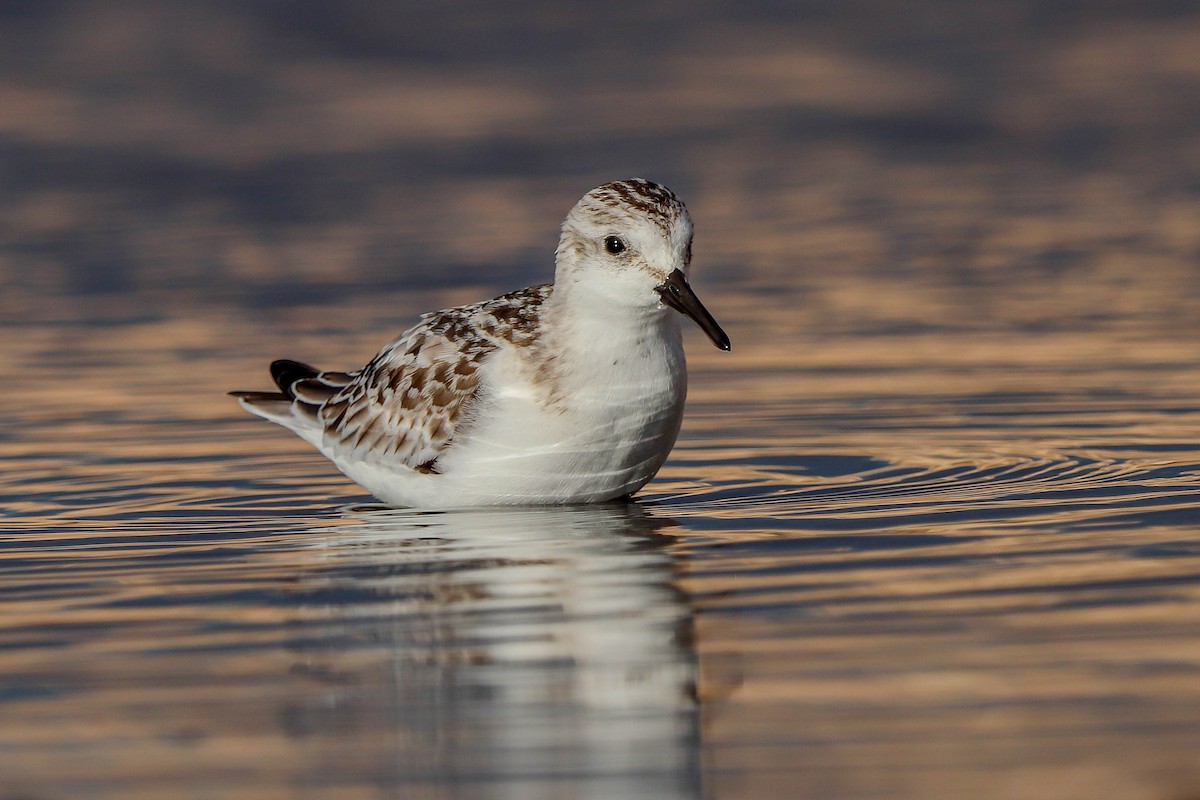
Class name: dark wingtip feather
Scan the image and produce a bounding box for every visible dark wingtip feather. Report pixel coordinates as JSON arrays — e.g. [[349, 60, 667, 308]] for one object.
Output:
[[318, 371, 353, 387], [270, 359, 319, 395], [229, 390, 290, 402], [291, 378, 338, 404]]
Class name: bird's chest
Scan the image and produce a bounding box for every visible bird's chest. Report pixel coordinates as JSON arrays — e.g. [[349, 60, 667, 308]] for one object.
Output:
[[558, 345, 686, 447], [463, 330, 686, 459]]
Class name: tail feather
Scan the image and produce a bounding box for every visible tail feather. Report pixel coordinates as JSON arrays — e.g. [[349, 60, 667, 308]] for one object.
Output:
[[229, 390, 288, 402], [231, 359, 340, 436], [229, 389, 296, 425]]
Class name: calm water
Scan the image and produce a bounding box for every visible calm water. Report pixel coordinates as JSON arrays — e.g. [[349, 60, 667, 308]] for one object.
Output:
[[4, 3, 1200, 799]]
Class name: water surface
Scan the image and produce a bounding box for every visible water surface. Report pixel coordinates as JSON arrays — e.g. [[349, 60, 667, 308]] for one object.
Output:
[[4, 2, 1200, 799]]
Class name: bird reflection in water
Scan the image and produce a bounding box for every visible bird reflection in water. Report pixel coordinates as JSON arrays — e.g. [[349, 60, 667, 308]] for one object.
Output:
[[283, 500, 702, 799]]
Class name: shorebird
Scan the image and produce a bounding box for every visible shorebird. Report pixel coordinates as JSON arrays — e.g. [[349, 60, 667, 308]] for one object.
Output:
[[231, 178, 729, 507]]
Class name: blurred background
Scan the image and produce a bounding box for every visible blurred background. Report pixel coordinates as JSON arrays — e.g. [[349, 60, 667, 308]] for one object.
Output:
[[3, 0, 1199, 328], [5, 3, 1200, 799]]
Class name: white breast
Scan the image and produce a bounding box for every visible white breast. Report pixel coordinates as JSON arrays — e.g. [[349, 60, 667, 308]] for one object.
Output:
[[433, 313, 687, 505]]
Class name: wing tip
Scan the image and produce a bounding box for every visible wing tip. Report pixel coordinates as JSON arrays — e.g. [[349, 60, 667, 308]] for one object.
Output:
[[270, 359, 320, 395]]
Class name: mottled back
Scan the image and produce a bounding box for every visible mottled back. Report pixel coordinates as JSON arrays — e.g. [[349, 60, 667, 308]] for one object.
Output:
[[295, 284, 550, 473]]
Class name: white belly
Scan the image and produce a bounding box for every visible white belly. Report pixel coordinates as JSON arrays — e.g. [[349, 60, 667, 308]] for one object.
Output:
[[341, 326, 688, 508]]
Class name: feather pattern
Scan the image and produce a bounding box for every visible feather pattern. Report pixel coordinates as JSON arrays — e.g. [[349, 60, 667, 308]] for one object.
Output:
[[302, 284, 551, 474]]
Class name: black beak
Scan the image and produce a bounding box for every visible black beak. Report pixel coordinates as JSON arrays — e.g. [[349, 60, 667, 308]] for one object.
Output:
[[656, 269, 731, 351]]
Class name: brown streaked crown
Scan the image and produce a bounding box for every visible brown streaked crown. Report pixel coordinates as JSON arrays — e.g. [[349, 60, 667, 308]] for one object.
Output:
[[573, 178, 688, 238]]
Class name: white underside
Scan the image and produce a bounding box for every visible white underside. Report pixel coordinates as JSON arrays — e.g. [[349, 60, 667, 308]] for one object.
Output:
[[262, 310, 689, 509]]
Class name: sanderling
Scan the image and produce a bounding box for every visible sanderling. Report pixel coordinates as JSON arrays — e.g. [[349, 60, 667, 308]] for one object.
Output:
[[231, 178, 730, 508]]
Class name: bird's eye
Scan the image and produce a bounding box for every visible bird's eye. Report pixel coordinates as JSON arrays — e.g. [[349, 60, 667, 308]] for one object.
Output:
[[604, 236, 626, 255]]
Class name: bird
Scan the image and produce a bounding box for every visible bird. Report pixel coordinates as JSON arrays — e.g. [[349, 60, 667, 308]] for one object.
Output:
[[230, 178, 730, 508]]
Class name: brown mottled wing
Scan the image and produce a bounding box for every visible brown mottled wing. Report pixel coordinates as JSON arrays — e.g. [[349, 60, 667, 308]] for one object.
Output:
[[316, 284, 550, 474]]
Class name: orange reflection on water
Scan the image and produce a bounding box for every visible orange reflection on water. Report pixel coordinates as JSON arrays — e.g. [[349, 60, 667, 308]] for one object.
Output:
[[3, 2, 1200, 795], [7, 277, 1200, 798]]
